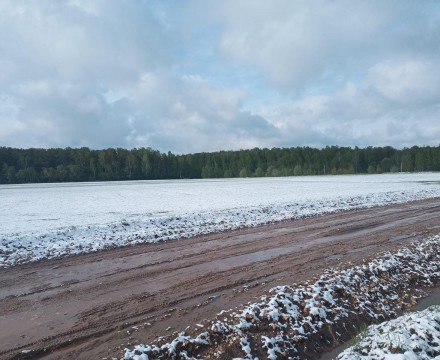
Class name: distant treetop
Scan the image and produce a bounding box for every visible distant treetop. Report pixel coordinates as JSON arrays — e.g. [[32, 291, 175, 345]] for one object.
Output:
[[0, 145, 439, 184]]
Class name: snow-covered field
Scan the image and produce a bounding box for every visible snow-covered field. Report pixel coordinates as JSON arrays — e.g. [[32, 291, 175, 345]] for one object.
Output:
[[1, 173, 440, 267]]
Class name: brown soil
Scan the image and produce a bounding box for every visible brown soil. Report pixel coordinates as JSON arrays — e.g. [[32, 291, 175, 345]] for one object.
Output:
[[1, 198, 440, 360]]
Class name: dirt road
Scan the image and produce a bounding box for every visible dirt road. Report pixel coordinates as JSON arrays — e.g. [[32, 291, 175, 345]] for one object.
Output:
[[1, 198, 440, 359]]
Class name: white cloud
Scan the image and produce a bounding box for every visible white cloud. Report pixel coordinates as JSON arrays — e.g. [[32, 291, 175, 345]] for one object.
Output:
[[213, 0, 440, 97], [127, 73, 278, 153], [370, 60, 440, 107], [255, 57, 440, 148], [214, 1, 392, 89]]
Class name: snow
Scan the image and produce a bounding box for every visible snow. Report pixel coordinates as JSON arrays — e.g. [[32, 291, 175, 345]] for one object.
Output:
[[1, 173, 440, 267], [122, 234, 440, 359], [337, 305, 440, 360]]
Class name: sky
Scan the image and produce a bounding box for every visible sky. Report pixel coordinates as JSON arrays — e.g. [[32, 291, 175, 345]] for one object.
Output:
[[1, 0, 440, 154]]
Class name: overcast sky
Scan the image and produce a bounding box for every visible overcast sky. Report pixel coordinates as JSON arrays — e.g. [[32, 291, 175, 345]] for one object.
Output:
[[1, 1, 440, 153]]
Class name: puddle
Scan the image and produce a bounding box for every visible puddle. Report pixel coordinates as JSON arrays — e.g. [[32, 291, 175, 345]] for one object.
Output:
[[326, 254, 342, 261], [347, 244, 375, 253]]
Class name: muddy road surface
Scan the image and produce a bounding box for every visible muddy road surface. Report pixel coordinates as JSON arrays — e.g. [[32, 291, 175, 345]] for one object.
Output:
[[1, 198, 440, 359]]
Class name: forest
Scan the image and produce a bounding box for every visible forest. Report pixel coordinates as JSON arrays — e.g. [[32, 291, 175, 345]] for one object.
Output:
[[0, 145, 439, 184]]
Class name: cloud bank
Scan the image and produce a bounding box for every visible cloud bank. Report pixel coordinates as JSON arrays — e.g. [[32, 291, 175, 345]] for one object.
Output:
[[0, 0, 439, 153]]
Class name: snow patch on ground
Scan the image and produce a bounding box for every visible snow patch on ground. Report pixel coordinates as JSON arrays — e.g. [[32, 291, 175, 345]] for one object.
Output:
[[122, 234, 440, 359], [338, 305, 440, 360]]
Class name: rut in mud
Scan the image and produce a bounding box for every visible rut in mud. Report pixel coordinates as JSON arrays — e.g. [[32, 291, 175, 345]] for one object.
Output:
[[1, 198, 440, 359]]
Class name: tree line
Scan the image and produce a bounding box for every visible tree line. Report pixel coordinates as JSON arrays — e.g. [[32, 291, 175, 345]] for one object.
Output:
[[0, 145, 439, 184]]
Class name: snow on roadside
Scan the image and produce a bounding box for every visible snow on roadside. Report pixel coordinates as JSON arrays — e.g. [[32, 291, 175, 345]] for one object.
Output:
[[1, 186, 440, 268], [122, 234, 440, 359], [337, 305, 440, 360]]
